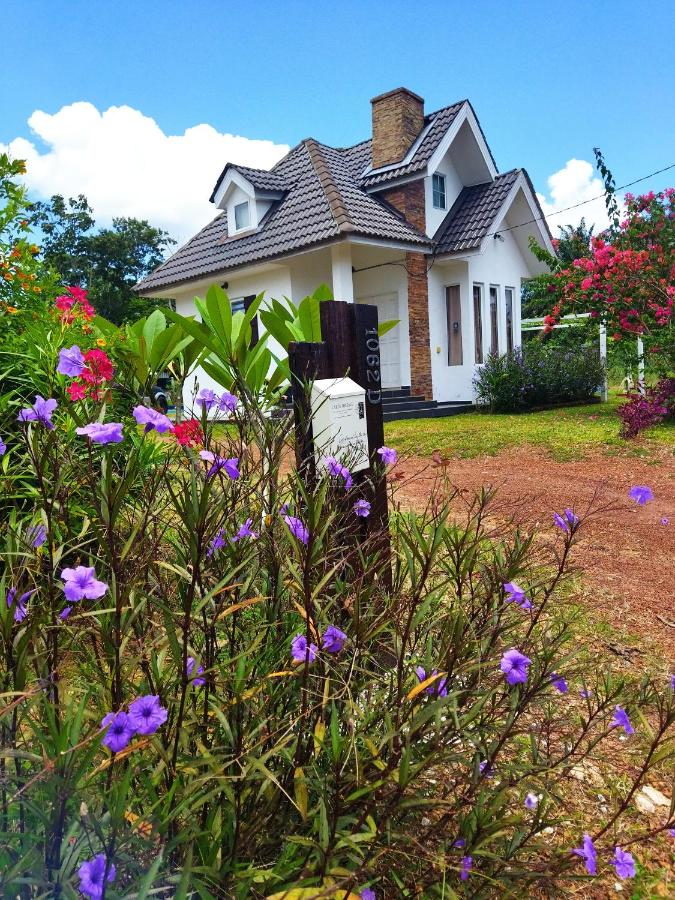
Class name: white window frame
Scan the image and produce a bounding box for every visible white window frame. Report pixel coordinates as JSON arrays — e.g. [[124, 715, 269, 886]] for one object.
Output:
[[233, 200, 251, 232], [432, 172, 446, 210], [473, 283, 484, 364], [489, 284, 499, 356], [505, 286, 515, 353]]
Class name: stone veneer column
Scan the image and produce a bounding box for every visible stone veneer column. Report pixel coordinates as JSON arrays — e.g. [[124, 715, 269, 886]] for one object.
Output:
[[380, 181, 432, 400], [405, 252, 433, 399]]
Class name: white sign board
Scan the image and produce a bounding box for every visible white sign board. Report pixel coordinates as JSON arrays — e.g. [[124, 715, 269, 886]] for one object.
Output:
[[310, 377, 369, 473]]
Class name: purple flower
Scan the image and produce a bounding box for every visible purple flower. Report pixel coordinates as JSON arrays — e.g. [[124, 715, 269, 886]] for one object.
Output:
[[196, 388, 217, 410], [207, 456, 240, 480], [322, 625, 347, 653], [377, 445, 398, 466], [18, 395, 58, 429], [629, 485, 654, 505], [57, 345, 85, 377], [453, 839, 465, 848], [661, 517, 669, 526], [460, 856, 472, 881], [478, 760, 494, 777], [668, 828, 675, 837], [218, 391, 238, 413], [291, 634, 317, 663], [353, 499, 371, 518], [61, 566, 108, 603], [284, 514, 309, 545], [128, 694, 168, 735], [232, 518, 258, 542], [572, 833, 597, 875], [503, 581, 532, 611], [187, 656, 205, 687], [207, 528, 226, 557], [326, 456, 342, 478], [76, 422, 124, 444], [500, 648, 532, 685], [415, 665, 448, 697], [199, 450, 215, 462], [525, 792, 539, 809], [360, 890, 376, 900], [580, 688, 593, 699], [0, 437, 6, 455], [611, 705, 634, 734], [28, 524, 47, 548], [671, 675, 675, 691], [77, 853, 116, 899], [612, 847, 636, 879], [133, 405, 173, 434], [325, 456, 353, 490], [550, 672, 568, 693], [101, 711, 135, 753], [7, 588, 35, 623], [553, 508, 578, 532]]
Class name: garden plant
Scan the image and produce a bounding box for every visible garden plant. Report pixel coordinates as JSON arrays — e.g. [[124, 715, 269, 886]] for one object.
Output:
[[1, 158, 675, 899]]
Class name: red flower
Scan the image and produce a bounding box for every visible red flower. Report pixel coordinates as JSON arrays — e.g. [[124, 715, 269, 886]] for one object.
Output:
[[174, 419, 203, 448], [67, 382, 88, 401], [67, 285, 88, 302], [80, 348, 114, 383]]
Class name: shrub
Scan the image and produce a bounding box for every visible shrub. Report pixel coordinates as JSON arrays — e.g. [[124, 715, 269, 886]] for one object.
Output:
[[0, 290, 673, 897], [474, 343, 606, 412], [617, 377, 675, 437]]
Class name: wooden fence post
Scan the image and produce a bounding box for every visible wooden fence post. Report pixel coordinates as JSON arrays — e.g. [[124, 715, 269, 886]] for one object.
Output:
[[289, 301, 391, 587]]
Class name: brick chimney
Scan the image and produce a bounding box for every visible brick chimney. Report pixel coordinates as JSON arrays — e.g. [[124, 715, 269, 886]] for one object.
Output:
[[371, 87, 424, 169]]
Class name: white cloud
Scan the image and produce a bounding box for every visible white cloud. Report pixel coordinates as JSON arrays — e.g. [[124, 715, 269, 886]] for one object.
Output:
[[536, 158, 614, 237], [1, 102, 290, 244]]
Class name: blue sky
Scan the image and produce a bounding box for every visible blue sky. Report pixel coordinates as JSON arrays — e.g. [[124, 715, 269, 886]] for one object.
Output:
[[2, 0, 674, 242]]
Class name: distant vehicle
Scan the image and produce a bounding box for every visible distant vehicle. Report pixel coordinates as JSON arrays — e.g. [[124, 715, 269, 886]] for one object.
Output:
[[145, 373, 172, 413]]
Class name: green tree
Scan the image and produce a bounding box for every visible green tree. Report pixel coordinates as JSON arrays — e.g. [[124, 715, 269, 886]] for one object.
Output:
[[30, 194, 176, 324]]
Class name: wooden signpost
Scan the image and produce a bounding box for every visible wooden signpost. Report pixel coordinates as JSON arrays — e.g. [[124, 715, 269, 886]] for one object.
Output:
[[288, 300, 391, 585]]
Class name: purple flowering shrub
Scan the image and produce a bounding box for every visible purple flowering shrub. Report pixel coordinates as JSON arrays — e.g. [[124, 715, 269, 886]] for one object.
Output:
[[1, 309, 675, 897], [617, 377, 675, 437]]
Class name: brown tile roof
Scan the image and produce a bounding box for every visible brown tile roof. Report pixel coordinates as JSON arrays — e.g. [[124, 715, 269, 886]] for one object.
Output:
[[434, 169, 520, 253], [137, 97, 513, 296], [137, 139, 430, 294], [209, 162, 288, 201]]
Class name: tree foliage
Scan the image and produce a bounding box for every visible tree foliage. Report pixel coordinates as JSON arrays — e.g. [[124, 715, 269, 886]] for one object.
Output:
[[30, 193, 176, 324]]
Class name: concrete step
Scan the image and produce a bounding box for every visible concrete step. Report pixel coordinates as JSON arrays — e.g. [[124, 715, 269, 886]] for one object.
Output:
[[383, 402, 474, 422]]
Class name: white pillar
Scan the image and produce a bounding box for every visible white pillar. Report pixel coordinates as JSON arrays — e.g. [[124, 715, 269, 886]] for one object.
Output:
[[330, 242, 354, 303], [599, 323, 608, 401], [637, 336, 645, 395]]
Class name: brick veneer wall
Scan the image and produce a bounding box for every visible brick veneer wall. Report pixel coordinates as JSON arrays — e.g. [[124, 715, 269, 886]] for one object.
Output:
[[380, 181, 432, 399], [371, 88, 425, 169], [405, 251, 433, 399]]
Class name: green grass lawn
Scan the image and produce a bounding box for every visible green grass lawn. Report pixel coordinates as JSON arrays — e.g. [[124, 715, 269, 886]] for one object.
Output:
[[384, 396, 675, 462]]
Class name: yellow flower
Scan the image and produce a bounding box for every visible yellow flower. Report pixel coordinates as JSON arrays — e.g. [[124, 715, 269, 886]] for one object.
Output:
[[96, 338, 106, 347], [6, 306, 18, 314]]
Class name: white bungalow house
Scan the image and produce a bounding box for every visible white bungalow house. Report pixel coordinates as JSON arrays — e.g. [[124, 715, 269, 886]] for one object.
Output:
[[137, 87, 554, 417]]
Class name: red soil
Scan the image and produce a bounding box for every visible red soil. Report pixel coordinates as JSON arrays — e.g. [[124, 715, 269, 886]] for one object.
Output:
[[393, 447, 675, 663]]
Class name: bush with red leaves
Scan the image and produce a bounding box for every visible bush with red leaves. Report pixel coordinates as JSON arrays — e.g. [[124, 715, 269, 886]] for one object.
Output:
[[617, 378, 675, 437]]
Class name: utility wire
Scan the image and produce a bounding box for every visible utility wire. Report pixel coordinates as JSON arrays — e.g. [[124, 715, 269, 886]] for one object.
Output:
[[350, 160, 675, 277], [490, 161, 675, 239]]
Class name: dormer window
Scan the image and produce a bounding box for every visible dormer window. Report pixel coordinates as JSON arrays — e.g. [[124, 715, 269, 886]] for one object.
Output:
[[234, 201, 250, 231], [432, 173, 446, 209]]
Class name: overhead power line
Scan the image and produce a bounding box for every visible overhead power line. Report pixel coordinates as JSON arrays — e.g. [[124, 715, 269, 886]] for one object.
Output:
[[490, 161, 675, 239]]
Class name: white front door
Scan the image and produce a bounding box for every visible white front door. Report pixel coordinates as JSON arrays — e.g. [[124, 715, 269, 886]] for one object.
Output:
[[356, 292, 401, 388]]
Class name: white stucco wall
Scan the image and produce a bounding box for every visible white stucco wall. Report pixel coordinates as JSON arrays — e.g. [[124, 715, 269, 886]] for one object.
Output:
[[353, 257, 410, 389], [424, 154, 463, 237], [427, 228, 529, 403]]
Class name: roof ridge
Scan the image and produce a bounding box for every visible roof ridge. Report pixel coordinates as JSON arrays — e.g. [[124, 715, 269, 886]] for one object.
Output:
[[303, 139, 356, 234]]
